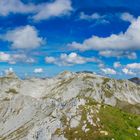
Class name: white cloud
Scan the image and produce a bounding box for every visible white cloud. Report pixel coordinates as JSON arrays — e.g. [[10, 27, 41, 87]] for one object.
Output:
[[122, 68, 135, 75], [126, 63, 140, 69], [45, 52, 100, 66], [0, 51, 35, 64], [0, 52, 10, 62], [25, 58, 35, 63], [99, 50, 137, 59], [69, 16, 140, 51], [45, 56, 56, 63], [127, 52, 137, 59], [113, 62, 121, 68], [34, 68, 43, 73], [101, 68, 116, 75], [121, 63, 140, 76], [0, 0, 73, 21], [3, 25, 44, 49], [121, 12, 135, 23], [98, 63, 105, 68], [99, 50, 119, 57], [32, 0, 73, 21], [79, 12, 109, 25], [0, 0, 37, 16], [9, 54, 35, 64], [80, 12, 103, 20]]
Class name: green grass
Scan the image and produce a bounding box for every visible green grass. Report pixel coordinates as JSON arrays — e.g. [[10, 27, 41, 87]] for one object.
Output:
[[102, 78, 110, 84], [59, 98, 140, 140], [99, 105, 140, 140], [6, 88, 18, 94], [103, 89, 113, 98]]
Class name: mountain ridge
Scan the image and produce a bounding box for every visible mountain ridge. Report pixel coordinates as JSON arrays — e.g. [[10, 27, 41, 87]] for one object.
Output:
[[0, 71, 140, 140]]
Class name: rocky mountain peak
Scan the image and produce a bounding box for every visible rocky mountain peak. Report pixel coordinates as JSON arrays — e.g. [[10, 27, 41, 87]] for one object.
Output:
[[56, 71, 75, 79], [5, 72, 18, 79], [0, 72, 140, 140]]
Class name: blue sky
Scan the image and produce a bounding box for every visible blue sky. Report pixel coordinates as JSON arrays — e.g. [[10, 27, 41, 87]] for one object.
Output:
[[0, 0, 140, 78]]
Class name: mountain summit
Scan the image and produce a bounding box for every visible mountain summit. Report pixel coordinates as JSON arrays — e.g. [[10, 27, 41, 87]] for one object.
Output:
[[0, 72, 140, 140]]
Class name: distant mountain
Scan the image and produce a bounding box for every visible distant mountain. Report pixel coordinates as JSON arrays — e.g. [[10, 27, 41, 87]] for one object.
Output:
[[0, 71, 140, 140], [129, 77, 140, 85], [76, 70, 94, 74]]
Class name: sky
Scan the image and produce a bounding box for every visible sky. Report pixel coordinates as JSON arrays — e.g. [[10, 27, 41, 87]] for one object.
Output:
[[0, 0, 140, 79]]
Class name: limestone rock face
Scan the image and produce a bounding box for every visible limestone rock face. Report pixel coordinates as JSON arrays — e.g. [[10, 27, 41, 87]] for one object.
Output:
[[0, 72, 140, 140]]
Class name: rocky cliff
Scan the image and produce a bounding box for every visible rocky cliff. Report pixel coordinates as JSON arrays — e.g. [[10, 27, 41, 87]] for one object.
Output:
[[0, 71, 140, 140]]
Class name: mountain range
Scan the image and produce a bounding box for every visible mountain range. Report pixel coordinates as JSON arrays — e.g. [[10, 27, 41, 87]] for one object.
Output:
[[0, 71, 140, 140], [129, 77, 140, 85]]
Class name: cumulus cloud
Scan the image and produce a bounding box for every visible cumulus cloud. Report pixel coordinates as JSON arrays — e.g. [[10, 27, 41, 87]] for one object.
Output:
[[69, 16, 140, 51], [101, 68, 116, 75], [127, 52, 137, 59], [3, 25, 44, 49], [45, 56, 56, 63], [0, 0, 73, 21], [113, 62, 121, 68], [122, 68, 135, 75], [121, 63, 140, 76], [34, 68, 43, 73], [126, 63, 140, 69], [32, 0, 73, 21], [9, 54, 35, 64], [0, 51, 35, 64], [80, 12, 103, 20], [121, 12, 135, 23], [98, 63, 105, 68], [99, 50, 137, 59], [0, 0, 37, 16], [45, 52, 100, 66], [79, 12, 109, 25], [0, 52, 10, 62]]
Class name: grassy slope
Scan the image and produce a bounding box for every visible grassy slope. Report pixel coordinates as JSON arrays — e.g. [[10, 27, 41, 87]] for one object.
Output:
[[99, 105, 140, 140], [61, 99, 140, 140]]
